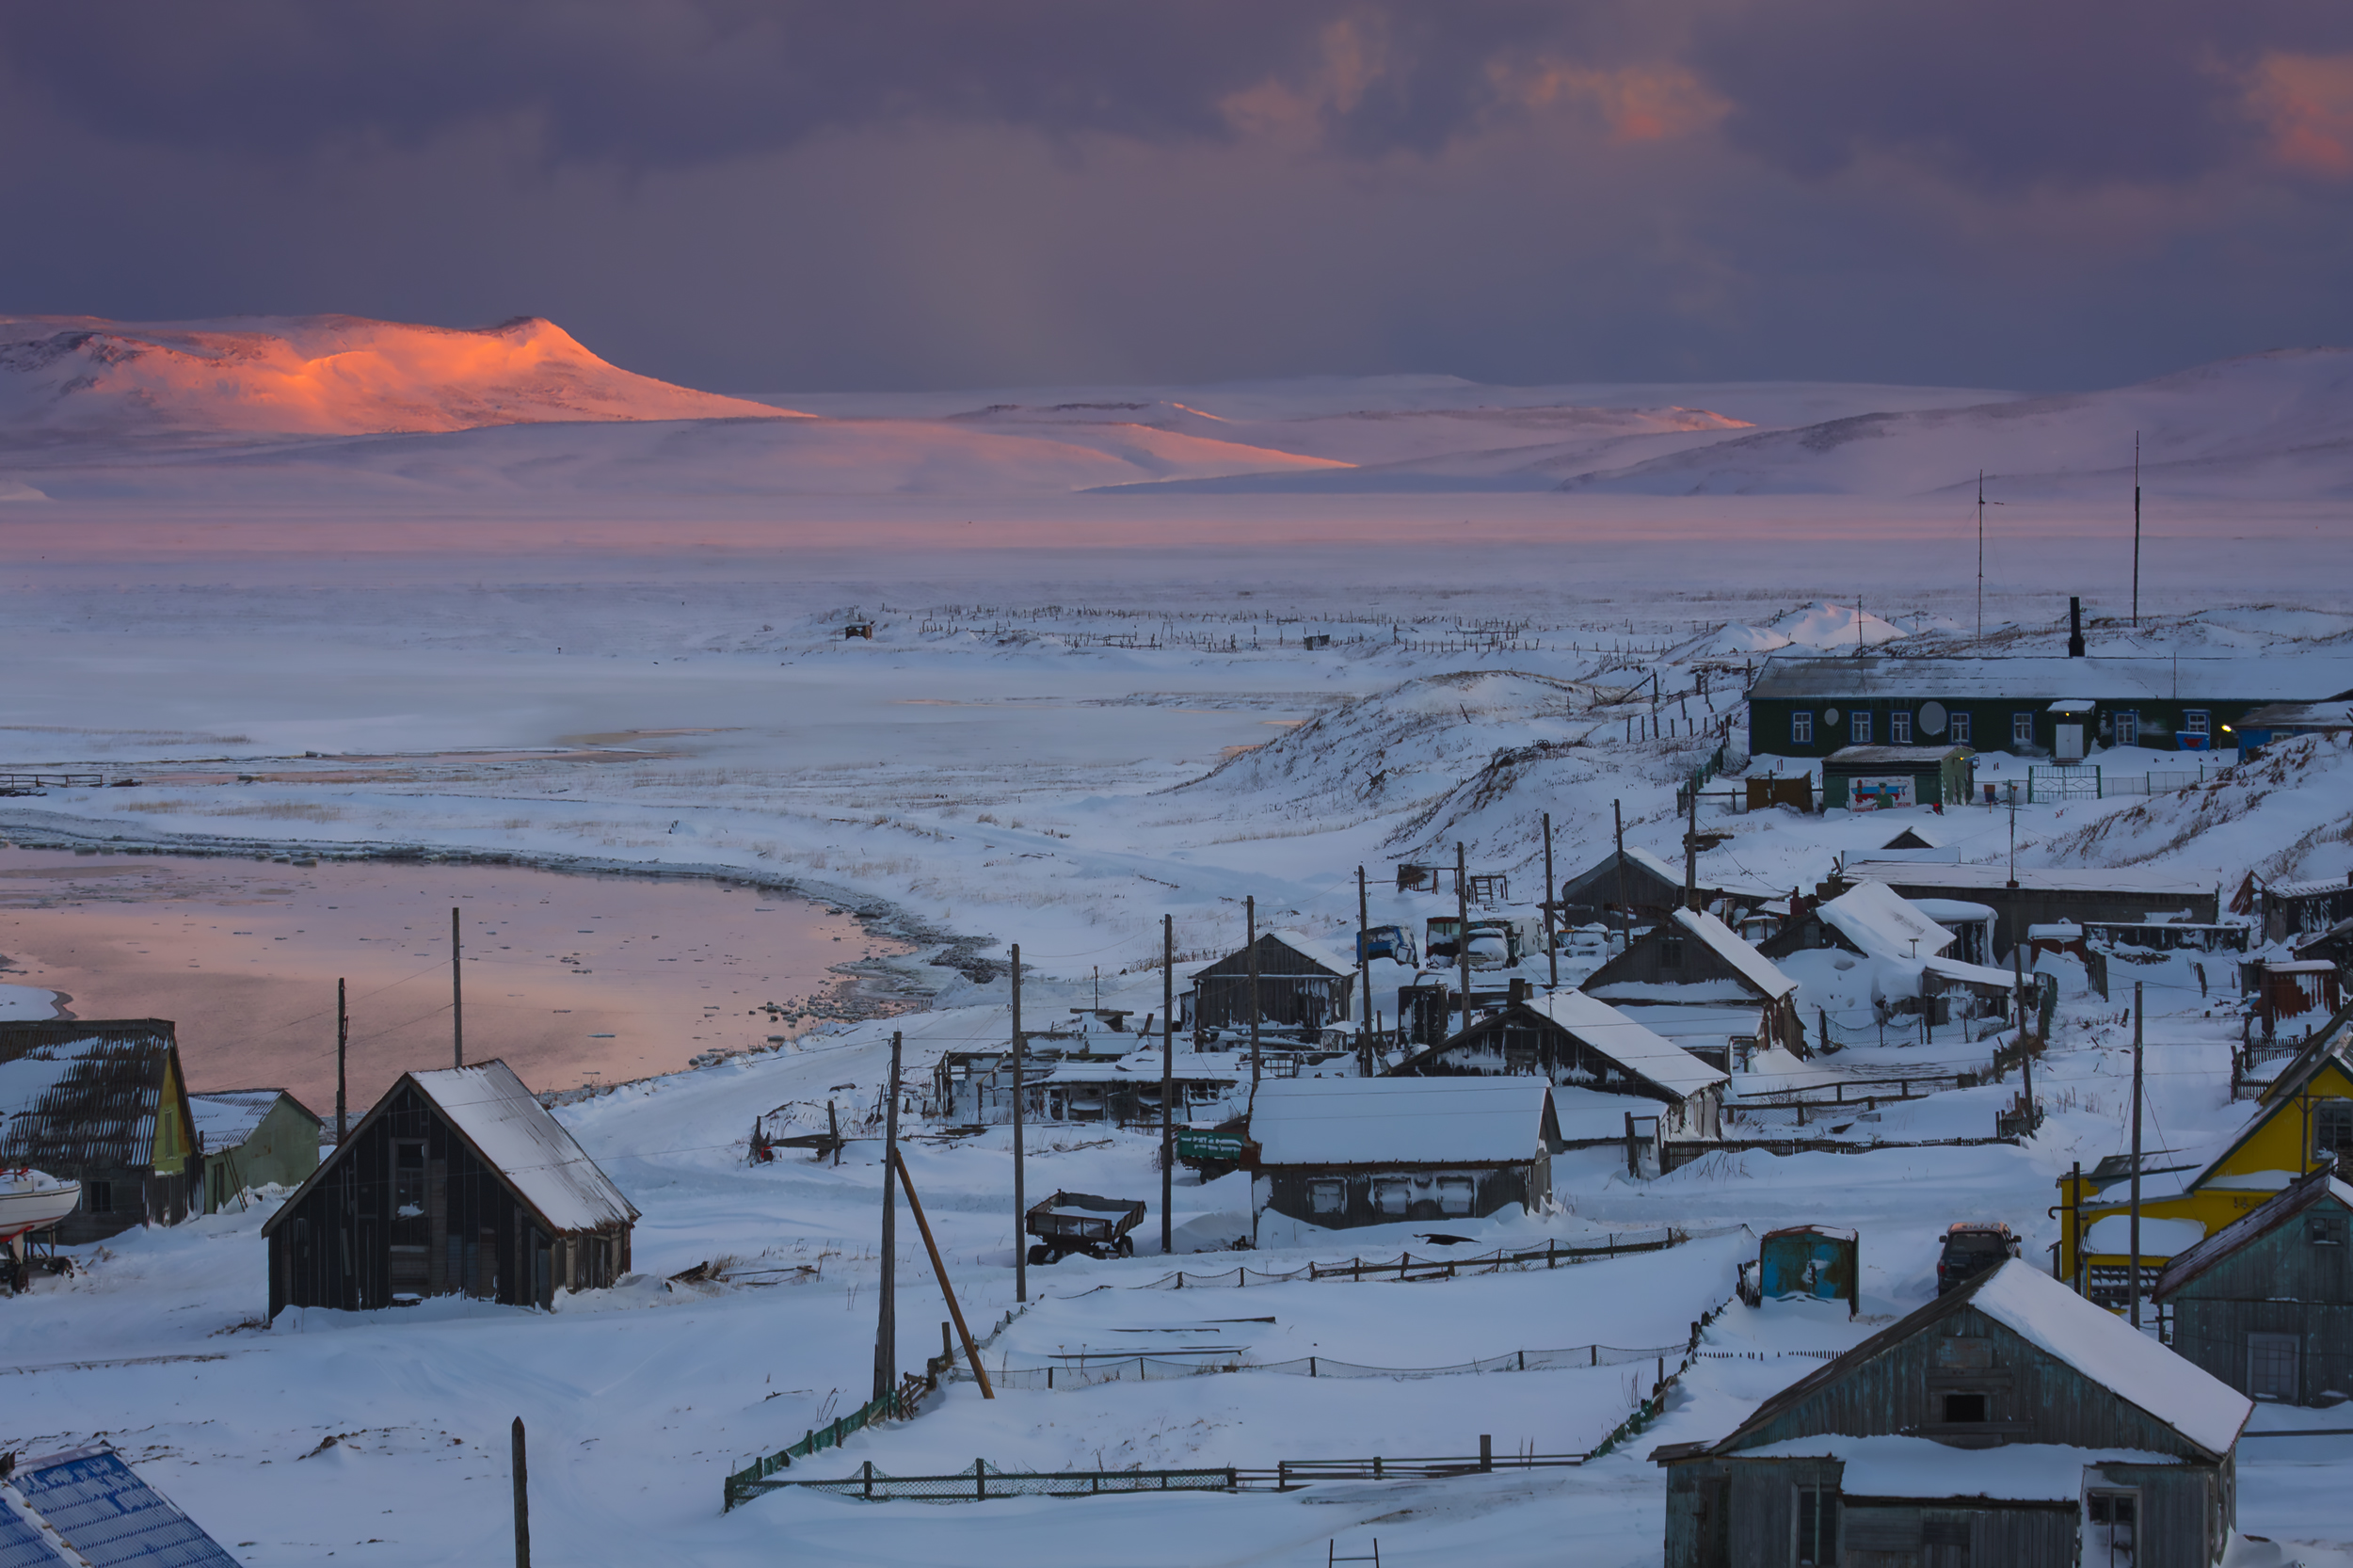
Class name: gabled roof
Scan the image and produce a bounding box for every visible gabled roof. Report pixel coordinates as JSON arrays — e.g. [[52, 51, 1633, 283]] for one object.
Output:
[[1817, 882, 1956, 962], [2252, 1001, 2352, 1111], [7, 1445, 238, 1568], [1673, 909, 1798, 1001], [1748, 652, 2353, 704], [0, 1020, 180, 1173], [189, 1088, 318, 1153], [1194, 929, 1353, 981], [1250, 1077, 1557, 1166], [1687, 1260, 2249, 1464], [264, 1059, 635, 1238], [1840, 859, 2216, 898], [1517, 989, 1731, 1098], [2154, 1163, 2353, 1302]]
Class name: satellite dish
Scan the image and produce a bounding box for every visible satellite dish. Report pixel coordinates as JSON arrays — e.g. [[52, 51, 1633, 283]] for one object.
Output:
[[1918, 700, 1948, 736], [1823, 707, 1841, 726]]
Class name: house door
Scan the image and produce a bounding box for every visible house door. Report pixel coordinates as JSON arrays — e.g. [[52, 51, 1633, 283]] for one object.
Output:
[[2055, 723, 2086, 762], [2085, 1490, 2137, 1568], [2249, 1332, 2299, 1400]]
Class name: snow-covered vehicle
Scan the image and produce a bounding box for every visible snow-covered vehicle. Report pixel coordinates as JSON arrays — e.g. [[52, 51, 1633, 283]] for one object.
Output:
[[1356, 924, 1417, 967], [1935, 1221, 2020, 1294]]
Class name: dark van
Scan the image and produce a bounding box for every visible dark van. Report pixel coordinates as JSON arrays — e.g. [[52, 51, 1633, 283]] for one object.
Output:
[[1936, 1221, 2021, 1294]]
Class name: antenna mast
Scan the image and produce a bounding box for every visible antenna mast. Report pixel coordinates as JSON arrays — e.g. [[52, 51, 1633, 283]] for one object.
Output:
[[2131, 432, 2141, 629], [1977, 470, 1985, 641]]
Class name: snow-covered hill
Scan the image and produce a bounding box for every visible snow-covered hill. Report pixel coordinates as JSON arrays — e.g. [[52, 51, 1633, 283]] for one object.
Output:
[[1563, 347, 2353, 500], [0, 313, 807, 438]]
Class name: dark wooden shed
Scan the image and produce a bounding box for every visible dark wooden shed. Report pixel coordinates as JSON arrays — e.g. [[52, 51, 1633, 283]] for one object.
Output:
[[1245, 1077, 1559, 1232], [1654, 1260, 2250, 1568], [263, 1059, 636, 1317], [0, 1018, 197, 1242], [1582, 909, 1806, 1054], [1553, 844, 1774, 930], [1184, 930, 1353, 1035], [2155, 1163, 2353, 1407]]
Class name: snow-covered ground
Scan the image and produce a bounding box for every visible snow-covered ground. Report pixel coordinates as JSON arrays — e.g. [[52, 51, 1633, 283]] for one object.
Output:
[[4, 343, 2352, 1564]]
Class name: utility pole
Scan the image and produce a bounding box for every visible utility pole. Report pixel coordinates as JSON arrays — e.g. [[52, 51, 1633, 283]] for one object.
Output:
[[1246, 896, 1261, 1091], [2128, 984, 2145, 1331], [2132, 432, 2142, 629], [511, 1417, 530, 1568], [1541, 814, 1558, 991], [873, 1029, 902, 1403], [1683, 778, 1701, 912], [1010, 944, 1026, 1304], [1612, 799, 1627, 952], [335, 978, 348, 1145], [1161, 914, 1175, 1259], [451, 907, 464, 1069], [2006, 781, 2020, 890], [1455, 841, 1472, 1033], [1356, 866, 1373, 1064], [1977, 471, 1985, 641]]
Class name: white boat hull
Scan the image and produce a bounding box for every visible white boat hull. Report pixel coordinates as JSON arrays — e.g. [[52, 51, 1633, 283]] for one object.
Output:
[[0, 1173, 81, 1242]]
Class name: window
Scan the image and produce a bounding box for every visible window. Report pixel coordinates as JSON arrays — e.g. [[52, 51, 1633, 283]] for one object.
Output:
[[86, 1179, 113, 1214], [1850, 711, 1872, 744], [1372, 1179, 1412, 1216], [2184, 711, 2210, 737], [2308, 1217, 2343, 1247], [1661, 935, 1686, 968], [1309, 1179, 1346, 1215], [1791, 712, 1815, 744], [2114, 711, 2139, 746], [392, 1140, 428, 1248], [2012, 712, 2034, 745], [2315, 1102, 2352, 1163], [1794, 1485, 1839, 1566], [1888, 712, 1913, 744], [1942, 1391, 1989, 1423], [1436, 1176, 1475, 1216], [1948, 712, 1972, 744], [2249, 1332, 2299, 1400], [2087, 1491, 2137, 1568]]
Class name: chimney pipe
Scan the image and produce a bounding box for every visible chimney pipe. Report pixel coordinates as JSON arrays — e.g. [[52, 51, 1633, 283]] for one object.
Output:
[[2067, 597, 2085, 659]]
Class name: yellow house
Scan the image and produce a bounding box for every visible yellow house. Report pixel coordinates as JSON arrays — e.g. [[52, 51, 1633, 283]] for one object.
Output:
[[2057, 1004, 2353, 1302]]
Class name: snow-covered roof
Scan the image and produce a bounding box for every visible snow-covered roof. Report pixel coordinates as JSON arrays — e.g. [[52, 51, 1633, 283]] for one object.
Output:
[[1521, 989, 1731, 1098], [1971, 1260, 2250, 1456], [1921, 954, 2020, 990], [189, 1088, 314, 1152], [1267, 928, 1359, 978], [1910, 898, 1994, 923], [1250, 1077, 1554, 1167], [2155, 1167, 2353, 1300], [1750, 652, 2353, 704], [2266, 876, 2353, 901], [1548, 1084, 1669, 1143], [2081, 1214, 2208, 1258], [1825, 744, 1971, 766], [411, 1061, 636, 1233], [1673, 908, 1798, 1000], [1622, 843, 1778, 901], [1818, 882, 1955, 962], [1843, 859, 2215, 897], [1735, 1435, 2179, 1501]]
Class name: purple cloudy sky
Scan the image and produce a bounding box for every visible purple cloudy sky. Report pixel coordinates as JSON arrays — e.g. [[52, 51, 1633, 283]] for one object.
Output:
[[7, 2, 2353, 392]]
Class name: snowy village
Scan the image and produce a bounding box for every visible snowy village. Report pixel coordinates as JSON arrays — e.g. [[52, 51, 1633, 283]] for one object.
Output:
[[8, 9, 2353, 1567]]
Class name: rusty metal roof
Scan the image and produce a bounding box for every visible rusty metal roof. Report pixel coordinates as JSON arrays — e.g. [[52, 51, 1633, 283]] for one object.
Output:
[[0, 1019, 177, 1172]]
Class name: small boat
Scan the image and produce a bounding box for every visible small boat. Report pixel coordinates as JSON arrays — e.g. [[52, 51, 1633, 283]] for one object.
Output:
[[0, 1169, 81, 1245]]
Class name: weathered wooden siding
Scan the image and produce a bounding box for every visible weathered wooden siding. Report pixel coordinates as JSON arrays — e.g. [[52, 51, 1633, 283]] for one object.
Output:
[[1252, 1155, 1546, 1230], [2167, 1192, 2353, 1403], [1395, 1011, 1722, 1139], [1192, 936, 1353, 1031]]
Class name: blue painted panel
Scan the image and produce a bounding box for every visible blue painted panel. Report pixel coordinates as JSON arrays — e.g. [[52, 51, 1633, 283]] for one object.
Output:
[[0, 1493, 81, 1568], [11, 1450, 239, 1568]]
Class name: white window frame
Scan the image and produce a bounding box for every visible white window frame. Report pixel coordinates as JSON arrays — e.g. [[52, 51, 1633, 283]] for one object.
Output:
[[2113, 711, 2139, 746], [1888, 712, 1913, 744], [2184, 711, 2211, 737], [2012, 712, 2034, 745], [1850, 711, 1872, 744], [1948, 712, 1972, 744], [1791, 712, 1814, 744]]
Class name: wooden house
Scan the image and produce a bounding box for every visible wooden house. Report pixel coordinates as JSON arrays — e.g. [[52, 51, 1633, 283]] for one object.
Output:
[[1582, 909, 1806, 1054], [1246, 1077, 1558, 1232], [1653, 1260, 2251, 1568], [1835, 859, 2219, 961], [3, 1443, 240, 1567], [1553, 844, 1776, 931], [1761, 881, 2017, 1029], [263, 1059, 637, 1317], [0, 1019, 197, 1242], [1745, 649, 2353, 760], [2260, 874, 2353, 944], [1182, 929, 1354, 1038], [192, 1088, 321, 1213], [2155, 1164, 2353, 1407], [2057, 1004, 2352, 1292], [1389, 989, 1728, 1149]]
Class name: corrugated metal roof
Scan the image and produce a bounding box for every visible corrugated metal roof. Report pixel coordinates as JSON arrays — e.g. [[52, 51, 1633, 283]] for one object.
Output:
[[0, 1486, 89, 1568], [411, 1061, 638, 1234], [0, 1022, 175, 1173], [188, 1089, 313, 1153], [8, 1447, 238, 1568], [1750, 653, 2353, 704], [1841, 858, 2215, 897], [1518, 989, 1732, 1098], [1673, 909, 1798, 1000]]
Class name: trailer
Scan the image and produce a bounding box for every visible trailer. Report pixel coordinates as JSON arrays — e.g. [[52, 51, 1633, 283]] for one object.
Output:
[[1025, 1191, 1146, 1265]]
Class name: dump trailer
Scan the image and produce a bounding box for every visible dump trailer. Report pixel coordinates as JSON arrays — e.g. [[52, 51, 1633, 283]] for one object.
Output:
[[1025, 1191, 1147, 1265]]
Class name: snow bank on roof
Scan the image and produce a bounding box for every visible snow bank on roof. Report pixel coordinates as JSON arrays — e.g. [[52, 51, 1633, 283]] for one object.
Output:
[[2081, 1214, 2208, 1257], [1268, 928, 1357, 977], [1820, 883, 1954, 961], [412, 1061, 636, 1233], [1911, 899, 1995, 923], [1737, 1434, 2178, 1500], [1973, 1260, 2250, 1455], [1548, 1084, 1665, 1142], [1674, 908, 1798, 1000], [1251, 1078, 1552, 1166], [1523, 989, 1730, 1097]]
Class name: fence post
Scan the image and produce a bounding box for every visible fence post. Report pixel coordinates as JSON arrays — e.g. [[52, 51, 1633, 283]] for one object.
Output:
[[863, 1461, 874, 1500], [1310, 1355, 1317, 1377], [1480, 1434, 1493, 1472], [975, 1459, 985, 1500]]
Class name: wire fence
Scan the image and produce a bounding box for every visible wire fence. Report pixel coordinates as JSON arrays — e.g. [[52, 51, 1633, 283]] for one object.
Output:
[[963, 1339, 1688, 1392], [1118, 1226, 1703, 1290]]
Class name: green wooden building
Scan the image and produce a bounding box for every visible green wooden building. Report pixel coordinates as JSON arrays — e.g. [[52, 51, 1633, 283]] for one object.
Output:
[[1747, 654, 2353, 761]]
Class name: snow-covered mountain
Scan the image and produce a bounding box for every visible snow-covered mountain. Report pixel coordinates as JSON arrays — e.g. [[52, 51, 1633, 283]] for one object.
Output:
[[0, 313, 807, 438]]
